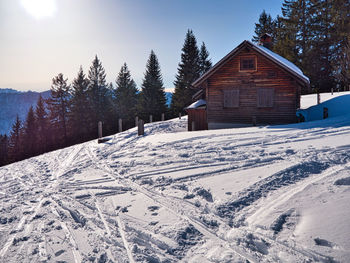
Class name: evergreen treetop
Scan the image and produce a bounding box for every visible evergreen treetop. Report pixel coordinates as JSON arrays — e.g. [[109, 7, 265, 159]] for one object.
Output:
[[87, 55, 110, 124], [199, 42, 212, 76], [35, 95, 49, 153], [252, 10, 277, 46], [171, 29, 201, 115], [23, 106, 37, 157], [8, 115, 22, 162], [70, 66, 91, 141], [47, 73, 70, 146], [115, 63, 138, 128], [138, 50, 167, 120]]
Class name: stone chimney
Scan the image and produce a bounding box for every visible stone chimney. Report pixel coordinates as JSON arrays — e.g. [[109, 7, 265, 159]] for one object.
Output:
[[259, 33, 272, 50]]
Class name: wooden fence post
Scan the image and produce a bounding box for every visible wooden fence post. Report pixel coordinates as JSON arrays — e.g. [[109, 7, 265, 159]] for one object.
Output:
[[191, 121, 195, 131], [98, 121, 102, 139], [161, 113, 165, 121], [149, 115, 153, 123], [252, 116, 257, 126], [135, 116, 138, 127], [323, 107, 328, 119], [138, 120, 144, 136], [118, 118, 122, 133], [179, 113, 181, 119]]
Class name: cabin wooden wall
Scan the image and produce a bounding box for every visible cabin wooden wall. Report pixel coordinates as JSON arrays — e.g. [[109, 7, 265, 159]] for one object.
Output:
[[207, 48, 300, 125], [187, 109, 207, 131]]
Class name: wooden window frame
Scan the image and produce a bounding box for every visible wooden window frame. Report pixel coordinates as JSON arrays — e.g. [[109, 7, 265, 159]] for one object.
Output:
[[223, 89, 240, 108], [257, 88, 274, 108], [239, 56, 257, 72]]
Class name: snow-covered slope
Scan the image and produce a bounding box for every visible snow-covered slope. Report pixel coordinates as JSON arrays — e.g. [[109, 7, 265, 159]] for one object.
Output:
[[1, 113, 350, 262], [301, 91, 350, 109], [299, 91, 350, 121]]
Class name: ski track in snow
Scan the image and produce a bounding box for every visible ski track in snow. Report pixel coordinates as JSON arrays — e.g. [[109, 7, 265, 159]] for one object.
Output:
[[86, 127, 344, 262], [1, 114, 350, 262], [86, 139, 258, 262], [116, 214, 136, 263]]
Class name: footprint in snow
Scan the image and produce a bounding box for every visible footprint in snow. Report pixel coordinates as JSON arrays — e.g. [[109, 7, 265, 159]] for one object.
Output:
[[314, 238, 340, 249]]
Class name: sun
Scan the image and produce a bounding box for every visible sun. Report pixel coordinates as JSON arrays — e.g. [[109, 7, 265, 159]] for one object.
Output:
[[21, 0, 56, 19]]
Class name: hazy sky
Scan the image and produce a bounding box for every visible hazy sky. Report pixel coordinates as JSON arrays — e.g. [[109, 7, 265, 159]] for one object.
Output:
[[0, 0, 283, 92]]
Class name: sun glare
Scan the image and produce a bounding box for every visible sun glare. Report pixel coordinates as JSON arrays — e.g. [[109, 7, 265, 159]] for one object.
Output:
[[21, 0, 56, 19]]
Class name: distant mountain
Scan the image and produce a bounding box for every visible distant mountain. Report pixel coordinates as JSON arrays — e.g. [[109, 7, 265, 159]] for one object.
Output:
[[0, 88, 21, 94], [165, 92, 173, 106], [0, 89, 51, 135]]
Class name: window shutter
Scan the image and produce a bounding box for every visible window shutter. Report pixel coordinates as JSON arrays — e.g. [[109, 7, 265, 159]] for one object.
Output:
[[224, 89, 239, 108], [257, 88, 274, 108]]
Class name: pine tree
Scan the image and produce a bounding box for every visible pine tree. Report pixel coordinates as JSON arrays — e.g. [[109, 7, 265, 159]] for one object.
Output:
[[272, 15, 296, 61], [252, 10, 277, 48], [22, 106, 37, 158], [171, 29, 201, 116], [8, 115, 22, 163], [87, 55, 111, 132], [47, 73, 70, 147], [0, 135, 8, 166], [330, 0, 350, 90], [115, 63, 138, 129], [277, 0, 311, 66], [138, 50, 167, 121], [70, 66, 91, 142], [35, 95, 50, 153], [308, 0, 335, 92], [273, 0, 315, 93], [199, 42, 212, 76]]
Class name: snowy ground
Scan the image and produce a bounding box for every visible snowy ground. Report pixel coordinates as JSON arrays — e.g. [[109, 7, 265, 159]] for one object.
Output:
[[300, 91, 350, 109], [1, 95, 350, 262]]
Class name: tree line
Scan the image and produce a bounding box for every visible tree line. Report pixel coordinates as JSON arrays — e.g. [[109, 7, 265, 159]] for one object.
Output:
[[0, 29, 212, 166], [253, 0, 350, 93]]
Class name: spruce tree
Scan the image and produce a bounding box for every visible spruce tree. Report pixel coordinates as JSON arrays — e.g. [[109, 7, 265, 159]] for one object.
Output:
[[87, 55, 111, 131], [115, 63, 138, 129], [8, 115, 22, 163], [278, 0, 311, 66], [70, 66, 90, 142], [171, 29, 201, 116], [47, 73, 70, 147], [308, 0, 334, 92], [199, 42, 212, 76], [252, 10, 277, 48], [22, 106, 37, 158], [272, 15, 296, 61], [0, 135, 8, 166], [332, 0, 350, 90], [273, 0, 314, 92], [35, 95, 50, 153], [138, 50, 167, 121]]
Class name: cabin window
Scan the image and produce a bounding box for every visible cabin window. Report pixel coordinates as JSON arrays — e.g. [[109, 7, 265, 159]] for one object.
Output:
[[223, 89, 239, 108], [257, 88, 274, 108], [240, 56, 256, 71]]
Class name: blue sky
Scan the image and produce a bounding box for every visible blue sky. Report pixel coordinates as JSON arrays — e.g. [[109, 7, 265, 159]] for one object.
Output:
[[0, 0, 284, 92]]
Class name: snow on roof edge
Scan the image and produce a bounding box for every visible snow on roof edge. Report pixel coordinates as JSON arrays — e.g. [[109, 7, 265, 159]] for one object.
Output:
[[251, 41, 310, 83], [186, 99, 206, 109]]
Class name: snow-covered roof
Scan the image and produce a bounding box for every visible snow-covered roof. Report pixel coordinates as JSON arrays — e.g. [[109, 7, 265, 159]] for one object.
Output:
[[186, 99, 206, 109], [192, 40, 310, 88], [251, 42, 309, 83]]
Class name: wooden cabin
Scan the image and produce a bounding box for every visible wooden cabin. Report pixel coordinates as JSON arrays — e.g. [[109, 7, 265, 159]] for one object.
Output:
[[187, 35, 310, 130]]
